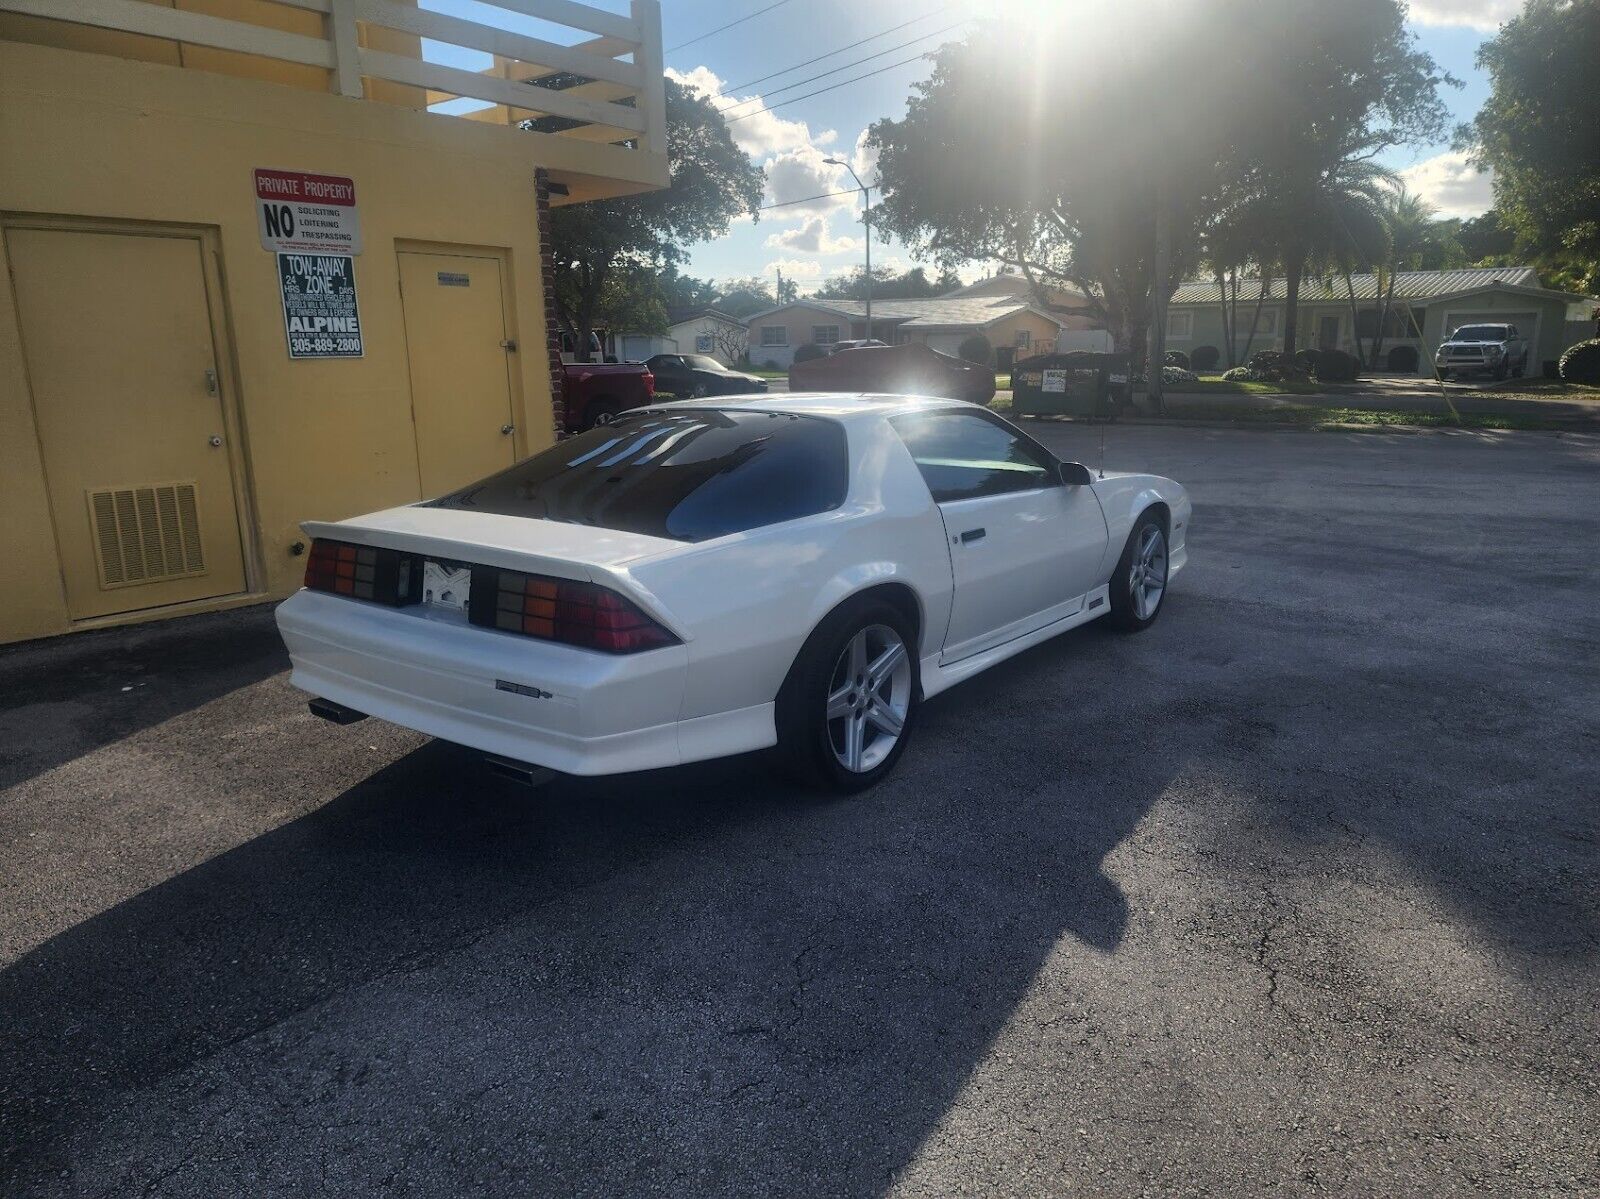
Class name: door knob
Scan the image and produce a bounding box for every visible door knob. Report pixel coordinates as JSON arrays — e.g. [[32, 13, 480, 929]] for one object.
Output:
[[500, 424, 515, 435], [208, 434, 224, 447]]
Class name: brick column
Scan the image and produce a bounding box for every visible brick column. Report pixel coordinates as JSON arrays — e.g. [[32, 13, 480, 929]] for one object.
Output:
[[534, 168, 567, 440]]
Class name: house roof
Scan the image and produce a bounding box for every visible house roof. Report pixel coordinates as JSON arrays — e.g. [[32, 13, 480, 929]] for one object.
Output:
[[1168, 267, 1548, 305], [744, 295, 1063, 331], [665, 307, 746, 328]]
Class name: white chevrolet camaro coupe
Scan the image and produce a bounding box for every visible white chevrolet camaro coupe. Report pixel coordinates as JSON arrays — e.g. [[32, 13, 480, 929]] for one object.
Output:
[[276, 395, 1190, 792]]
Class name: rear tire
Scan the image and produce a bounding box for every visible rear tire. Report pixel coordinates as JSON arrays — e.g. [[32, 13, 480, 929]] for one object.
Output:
[[583, 400, 620, 430], [1108, 512, 1169, 633], [775, 598, 919, 793]]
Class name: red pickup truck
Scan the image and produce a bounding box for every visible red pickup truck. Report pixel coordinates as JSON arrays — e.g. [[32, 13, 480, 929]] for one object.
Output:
[[562, 362, 654, 432]]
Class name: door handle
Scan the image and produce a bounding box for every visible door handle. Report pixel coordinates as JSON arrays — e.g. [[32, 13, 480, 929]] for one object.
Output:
[[500, 423, 515, 435], [959, 527, 986, 544]]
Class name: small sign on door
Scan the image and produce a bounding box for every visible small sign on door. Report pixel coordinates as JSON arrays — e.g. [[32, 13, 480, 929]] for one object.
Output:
[[255, 168, 362, 255], [278, 253, 363, 359]]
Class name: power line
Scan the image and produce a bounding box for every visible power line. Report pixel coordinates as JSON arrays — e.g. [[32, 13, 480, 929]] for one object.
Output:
[[717, 21, 967, 113], [665, 0, 796, 54], [726, 51, 936, 123], [758, 187, 862, 211], [708, 5, 953, 99]]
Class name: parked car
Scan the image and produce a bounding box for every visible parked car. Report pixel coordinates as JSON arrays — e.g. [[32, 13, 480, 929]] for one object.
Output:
[[563, 361, 654, 431], [790, 342, 996, 405], [828, 339, 889, 354], [645, 353, 768, 398], [1434, 323, 1530, 381], [276, 395, 1190, 793]]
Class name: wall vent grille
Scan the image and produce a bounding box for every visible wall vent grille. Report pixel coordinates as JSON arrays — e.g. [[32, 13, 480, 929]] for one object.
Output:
[[88, 483, 206, 589]]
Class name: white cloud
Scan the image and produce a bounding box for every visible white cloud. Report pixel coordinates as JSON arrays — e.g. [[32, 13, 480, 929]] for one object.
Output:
[[764, 216, 860, 254], [1399, 150, 1496, 219], [1406, 0, 1519, 30], [763, 257, 826, 282], [667, 65, 837, 160]]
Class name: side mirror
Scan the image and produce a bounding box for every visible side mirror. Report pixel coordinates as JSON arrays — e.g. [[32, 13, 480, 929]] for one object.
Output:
[[1057, 461, 1094, 486]]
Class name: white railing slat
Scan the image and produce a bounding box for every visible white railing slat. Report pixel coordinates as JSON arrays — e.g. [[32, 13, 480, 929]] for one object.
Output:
[[352, 0, 643, 90], [359, 47, 646, 133], [0, 0, 335, 67], [631, 0, 664, 154], [472, 0, 641, 45]]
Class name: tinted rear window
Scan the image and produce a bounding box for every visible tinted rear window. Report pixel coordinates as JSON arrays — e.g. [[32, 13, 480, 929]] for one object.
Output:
[[428, 410, 848, 542]]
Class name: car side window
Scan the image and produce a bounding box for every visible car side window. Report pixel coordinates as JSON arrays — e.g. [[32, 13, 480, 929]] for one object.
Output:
[[890, 411, 1054, 503]]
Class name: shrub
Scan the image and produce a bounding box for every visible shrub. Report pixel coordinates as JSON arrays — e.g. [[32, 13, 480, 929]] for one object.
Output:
[[792, 343, 828, 364], [1162, 365, 1197, 384], [1164, 349, 1190, 370], [1314, 348, 1361, 383], [1386, 344, 1419, 373], [1558, 339, 1600, 384], [1293, 348, 1322, 376], [1240, 349, 1297, 382], [958, 333, 994, 366], [1221, 366, 1259, 382], [1191, 345, 1221, 371]]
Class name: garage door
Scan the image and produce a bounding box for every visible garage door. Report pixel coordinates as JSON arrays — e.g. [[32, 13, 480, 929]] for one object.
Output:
[[1442, 311, 1537, 340]]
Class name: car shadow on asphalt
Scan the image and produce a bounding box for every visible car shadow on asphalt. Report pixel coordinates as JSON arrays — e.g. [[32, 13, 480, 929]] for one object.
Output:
[[0, 623, 1160, 1195]]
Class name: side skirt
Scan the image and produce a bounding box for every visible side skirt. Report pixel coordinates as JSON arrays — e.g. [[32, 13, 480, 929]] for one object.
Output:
[[920, 584, 1112, 700]]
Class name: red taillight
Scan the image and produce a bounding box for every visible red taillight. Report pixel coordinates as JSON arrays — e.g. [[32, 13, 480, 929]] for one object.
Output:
[[303, 538, 421, 606], [642, 370, 655, 397], [469, 568, 676, 653]]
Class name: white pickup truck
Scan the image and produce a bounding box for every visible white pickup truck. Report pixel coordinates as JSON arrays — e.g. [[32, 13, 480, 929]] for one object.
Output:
[[1434, 323, 1531, 381]]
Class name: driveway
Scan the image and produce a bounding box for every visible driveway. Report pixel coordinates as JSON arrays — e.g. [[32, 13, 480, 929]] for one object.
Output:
[[2, 426, 1597, 1196]]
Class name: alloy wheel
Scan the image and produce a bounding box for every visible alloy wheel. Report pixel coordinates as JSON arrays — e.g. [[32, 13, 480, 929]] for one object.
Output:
[[1129, 525, 1168, 621], [826, 624, 912, 773]]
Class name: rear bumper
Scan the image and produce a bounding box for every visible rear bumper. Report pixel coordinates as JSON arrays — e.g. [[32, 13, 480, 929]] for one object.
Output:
[[276, 590, 773, 775]]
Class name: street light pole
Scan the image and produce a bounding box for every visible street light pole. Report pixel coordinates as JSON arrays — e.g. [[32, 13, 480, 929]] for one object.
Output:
[[825, 158, 871, 339]]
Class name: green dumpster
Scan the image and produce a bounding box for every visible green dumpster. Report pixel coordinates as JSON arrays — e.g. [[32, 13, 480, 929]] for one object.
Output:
[[1010, 351, 1130, 419]]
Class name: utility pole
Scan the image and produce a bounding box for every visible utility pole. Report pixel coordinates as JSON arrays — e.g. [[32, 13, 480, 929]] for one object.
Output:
[[825, 157, 871, 338], [1147, 178, 1170, 415]]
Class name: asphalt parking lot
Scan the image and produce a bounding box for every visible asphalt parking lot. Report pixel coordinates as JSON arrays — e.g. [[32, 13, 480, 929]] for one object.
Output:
[[2, 424, 1597, 1197]]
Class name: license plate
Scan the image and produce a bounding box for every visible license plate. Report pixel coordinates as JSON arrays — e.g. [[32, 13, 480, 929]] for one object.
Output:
[[422, 560, 472, 611]]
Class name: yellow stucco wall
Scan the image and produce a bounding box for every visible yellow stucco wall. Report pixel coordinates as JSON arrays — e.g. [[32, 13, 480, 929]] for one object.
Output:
[[0, 38, 582, 643]]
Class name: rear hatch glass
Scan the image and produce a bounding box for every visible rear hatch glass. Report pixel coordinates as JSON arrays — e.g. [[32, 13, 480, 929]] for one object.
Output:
[[428, 410, 847, 543]]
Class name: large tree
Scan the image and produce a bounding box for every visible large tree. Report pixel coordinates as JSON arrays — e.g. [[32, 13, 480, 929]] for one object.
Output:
[[1237, 1, 1453, 358], [867, 7, 1244, 372], [1460, 0, 1600, 292], [869, 0, 1450, 369], [546, 78, 763, 360]]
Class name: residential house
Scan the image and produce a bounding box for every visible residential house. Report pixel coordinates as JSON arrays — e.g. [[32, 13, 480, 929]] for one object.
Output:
[[746, 296, 1067, 369], [0, 0, 667, 644], [666, 308, 749, 366], [1166, 267, 1594, 375]]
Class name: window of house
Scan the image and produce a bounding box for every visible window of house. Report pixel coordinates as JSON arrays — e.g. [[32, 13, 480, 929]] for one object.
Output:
[[760, 326, 787, 347], [812, 325, 839, 345], [1166, 310, 1193, 339], [1253, 310, 1278, 336], [695, 333, 714, 352], [1014, 329, 1032, 349]]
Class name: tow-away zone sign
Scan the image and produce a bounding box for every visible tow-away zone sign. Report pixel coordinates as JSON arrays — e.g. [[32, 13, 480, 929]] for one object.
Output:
[[278, 253, 363, 359], [255, 168, 361, 254]]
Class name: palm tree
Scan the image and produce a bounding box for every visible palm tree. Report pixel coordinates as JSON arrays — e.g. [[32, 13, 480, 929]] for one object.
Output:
[[1369, 188, 1463, 366], [1257, 157, 1397, 361]]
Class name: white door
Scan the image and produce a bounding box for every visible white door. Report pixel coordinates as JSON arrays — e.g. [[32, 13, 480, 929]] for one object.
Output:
[[891, 410, 1108, 661]]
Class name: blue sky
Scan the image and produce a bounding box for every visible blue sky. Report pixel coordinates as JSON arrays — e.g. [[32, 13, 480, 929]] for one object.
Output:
[[426, 0, 1521, 294]]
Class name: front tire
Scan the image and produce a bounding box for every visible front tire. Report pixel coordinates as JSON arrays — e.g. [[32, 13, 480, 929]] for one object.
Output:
[[775, 599, 919, 793], [1108, 513, 1169, 632]]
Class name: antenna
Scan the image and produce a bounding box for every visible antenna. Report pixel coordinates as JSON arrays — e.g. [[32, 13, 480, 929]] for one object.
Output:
[[1098, 408, 1106, 479]]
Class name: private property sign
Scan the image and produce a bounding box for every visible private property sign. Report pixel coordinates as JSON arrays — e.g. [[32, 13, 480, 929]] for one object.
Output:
[[254, 168, 362, 255]]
